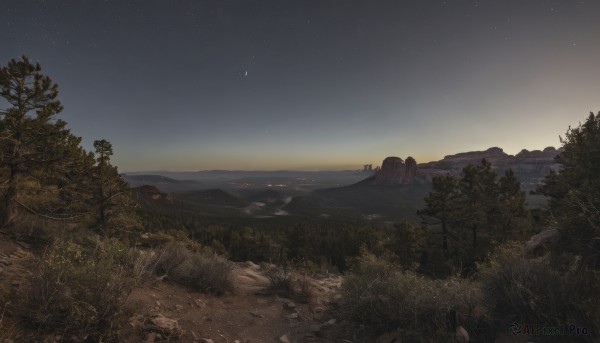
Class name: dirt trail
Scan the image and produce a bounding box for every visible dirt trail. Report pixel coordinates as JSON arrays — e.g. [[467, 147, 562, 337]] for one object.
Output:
[[125, 261, 344, 343], [0, 235, 345, 342]]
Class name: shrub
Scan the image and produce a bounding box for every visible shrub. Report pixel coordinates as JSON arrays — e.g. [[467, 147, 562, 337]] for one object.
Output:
[[265, 263, 314, 303], [150, 241, 233, 295], [265, 264, 292, 294], [23, 238, 143, 341], [340, 251, 484, 341], [153, 241, 188, 276], [174, 254, 232, 295], [478, 242, 600, 342]]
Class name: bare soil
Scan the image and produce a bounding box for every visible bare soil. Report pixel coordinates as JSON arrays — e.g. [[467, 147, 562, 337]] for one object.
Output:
[[122, 261, 344, 343]]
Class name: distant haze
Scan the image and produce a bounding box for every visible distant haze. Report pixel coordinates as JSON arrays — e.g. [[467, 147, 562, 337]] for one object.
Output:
[[1, 1, 599, 171]]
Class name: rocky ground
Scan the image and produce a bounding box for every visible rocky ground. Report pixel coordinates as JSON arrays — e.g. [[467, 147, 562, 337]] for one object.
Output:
[[0, 233, 347, 343], [120, 261, 346, 343]]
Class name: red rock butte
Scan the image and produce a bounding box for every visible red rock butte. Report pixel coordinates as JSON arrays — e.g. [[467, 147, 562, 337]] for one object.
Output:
[[373, 156, 417, 185]]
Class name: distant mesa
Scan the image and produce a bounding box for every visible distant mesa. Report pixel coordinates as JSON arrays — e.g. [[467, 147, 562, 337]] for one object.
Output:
[[356, 146, 562, 188], [417, 146, 563, 194]]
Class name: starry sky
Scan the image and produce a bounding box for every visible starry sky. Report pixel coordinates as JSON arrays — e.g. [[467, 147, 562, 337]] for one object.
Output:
[[2, 0, 600, 171]]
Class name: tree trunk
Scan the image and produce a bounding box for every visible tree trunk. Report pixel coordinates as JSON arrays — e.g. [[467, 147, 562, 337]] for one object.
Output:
[[2, 167, 20, 228], [472, 224, 477, 250], [442, 215, 448, 254]]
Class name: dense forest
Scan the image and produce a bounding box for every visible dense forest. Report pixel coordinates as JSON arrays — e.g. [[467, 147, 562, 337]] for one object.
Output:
[[1, 56, 599, 342]]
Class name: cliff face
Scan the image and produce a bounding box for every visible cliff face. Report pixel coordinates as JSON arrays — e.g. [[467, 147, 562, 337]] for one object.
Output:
[[358, 146, 561, 190], [405, 157, 417, 179], [371, 156, 418, 185], [417, 146, 563, 190]]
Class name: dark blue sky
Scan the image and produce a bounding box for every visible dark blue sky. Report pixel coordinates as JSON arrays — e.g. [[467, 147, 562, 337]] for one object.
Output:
[[2, 0, 599, 171]]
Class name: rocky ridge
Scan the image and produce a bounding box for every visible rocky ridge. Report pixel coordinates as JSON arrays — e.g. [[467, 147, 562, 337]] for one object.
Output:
[[417, 146, 562, 190], [357, 146, 561, 193]]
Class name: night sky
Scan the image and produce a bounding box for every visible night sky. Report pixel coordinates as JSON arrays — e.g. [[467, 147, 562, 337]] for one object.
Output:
[[2, 1, 599, 171]]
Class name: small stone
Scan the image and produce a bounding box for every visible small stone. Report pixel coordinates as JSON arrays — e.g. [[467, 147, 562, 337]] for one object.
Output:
[[310, 323, 322, 332], [156, 300, 161, 306], [175, 304, 184, 311], [129, 315, 145, 329], [10, 280, 20, 287], [284, 301, 296, 309], [249, 311, 264, 318], [198, 339, 214, 343], [279, 334, 291, 343], [150, 314, 179, 333], [287, 313, 299, 319], [324, 318, 336, 326]]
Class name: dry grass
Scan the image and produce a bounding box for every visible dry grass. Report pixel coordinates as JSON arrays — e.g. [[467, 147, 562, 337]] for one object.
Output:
[[150, 241, 233, 295], [265, 263, 314, 303], [22, 238, 144, 341], [0, 301, 19, 342], [478, 242, 600, 342], [340, 251, 485, 341]]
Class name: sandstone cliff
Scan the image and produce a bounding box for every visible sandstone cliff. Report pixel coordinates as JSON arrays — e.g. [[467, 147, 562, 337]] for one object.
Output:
[[362, 156, 420, 185], [417, 146, 562, 190]]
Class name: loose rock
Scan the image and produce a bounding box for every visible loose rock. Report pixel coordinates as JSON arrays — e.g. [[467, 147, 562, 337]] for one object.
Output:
[[150, 314, 180, 334]]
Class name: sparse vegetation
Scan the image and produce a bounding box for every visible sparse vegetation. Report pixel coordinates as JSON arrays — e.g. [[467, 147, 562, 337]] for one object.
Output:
[[23, 238, 143, 341], [265, 263, 314, 303], [478, 242, 600, 342], [340, 251, 486, 341], [150, 241, 233, 295]]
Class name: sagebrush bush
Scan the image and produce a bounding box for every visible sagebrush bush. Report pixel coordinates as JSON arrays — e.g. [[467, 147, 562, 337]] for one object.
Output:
[[265, 264, 292, 294], [151, 241, 233, 294], [153, 241, 188, 275], [175, 254, 232, 295], [340, 252, 484, 341], [265, 263, 314, 303], [24, 238, 144, 341], [478, 242, 600, 342]]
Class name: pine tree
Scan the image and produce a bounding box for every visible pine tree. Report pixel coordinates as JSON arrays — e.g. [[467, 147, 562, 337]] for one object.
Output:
[[538, 111, 600, 268], [422, 159, 530, 267], [90, 139, 140, 235], [420, 174, 459, 254], [456, 159, 498, 254], [496, 168, 529, 239], [0, 56, 77, 227]]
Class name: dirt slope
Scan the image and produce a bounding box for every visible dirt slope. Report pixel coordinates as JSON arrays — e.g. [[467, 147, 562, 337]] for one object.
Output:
[[0, 234, 347, 343], [123, 261, 344, 343]]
